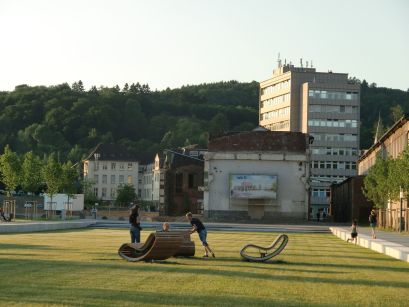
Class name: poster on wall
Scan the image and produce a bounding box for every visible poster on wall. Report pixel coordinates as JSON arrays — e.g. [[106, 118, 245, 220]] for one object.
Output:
[[229, 174, 277, 199]]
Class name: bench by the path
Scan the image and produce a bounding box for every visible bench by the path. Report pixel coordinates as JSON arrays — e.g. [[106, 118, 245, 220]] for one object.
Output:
[[330, 227, 409, 263]]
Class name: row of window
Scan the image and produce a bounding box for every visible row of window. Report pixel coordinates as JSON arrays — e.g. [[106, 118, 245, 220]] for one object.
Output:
[[260, 93, 290, 108], [308, 90, 359, 100], [311, 147, 359, 156], [93, 187, 116, 198], [311, 188, 330, 198], [260, 107, 290, 120], [94, 174, 133, 185], [312, 161, 357, 170], [308, 119, 358, 128], [309, 105, 358, 114], [264, 120, 290, 131], [95, 162, 134, 171], [310, 175, 347, 183], [261, 80, 290, 95], [311, 133, 358, 142]]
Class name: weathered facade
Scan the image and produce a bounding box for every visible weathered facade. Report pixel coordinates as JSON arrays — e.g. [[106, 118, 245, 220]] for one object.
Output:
[[159, 147, 206, 216], [204, 131, 310, 222]]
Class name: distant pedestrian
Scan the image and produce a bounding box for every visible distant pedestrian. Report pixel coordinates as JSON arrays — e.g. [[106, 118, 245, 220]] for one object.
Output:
[[161, 222, 170, 232], [91, 207, 98, 219], [346, 219, 358, 244], [0, 207, 9, 222], [316, 212, 320, 222], [129, 205, 142, 243], [186, 212, 215, 258], [369, 210, 377, 239]]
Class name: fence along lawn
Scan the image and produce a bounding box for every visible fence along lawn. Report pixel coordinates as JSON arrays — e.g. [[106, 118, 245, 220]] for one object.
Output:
[[1, 229, 409, 306]]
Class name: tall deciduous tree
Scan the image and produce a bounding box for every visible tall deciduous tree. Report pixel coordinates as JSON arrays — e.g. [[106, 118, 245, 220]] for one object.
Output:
[[0, 145, 21, 197], [363, 158, 391, 208], [115, 184, 136, 207], [61, 161, 78, 212], [21, 151, 43, 196], [390, 105, 404, 123], [42, 154, 63, 216]]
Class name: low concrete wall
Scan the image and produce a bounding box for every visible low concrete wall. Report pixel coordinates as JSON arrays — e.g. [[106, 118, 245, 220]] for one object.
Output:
[[0, 220, 97, 234], [330, 227, 409, 263]]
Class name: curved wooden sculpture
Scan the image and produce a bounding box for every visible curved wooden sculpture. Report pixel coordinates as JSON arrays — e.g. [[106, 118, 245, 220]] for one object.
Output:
[[118, 231, 195, 262], [240, 234, 289, 262]]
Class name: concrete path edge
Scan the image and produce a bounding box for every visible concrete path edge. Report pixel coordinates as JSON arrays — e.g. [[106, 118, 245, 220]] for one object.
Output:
[[330, 227, 409, 263]]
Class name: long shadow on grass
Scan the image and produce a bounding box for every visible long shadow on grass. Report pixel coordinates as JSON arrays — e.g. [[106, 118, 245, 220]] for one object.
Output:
[[0, 243, 57, 250], [1, 287, 328, 307], [1, 258, 409, 289]]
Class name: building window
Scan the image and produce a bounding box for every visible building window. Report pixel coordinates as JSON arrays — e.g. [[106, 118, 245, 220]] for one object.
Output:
[[128, 176, 133, 184], [188, 173, 198, 189], [102, 187, 107, 198], [119, 163, 125, 170], [102, 175, 107, 184], [102, 163, 108, 170], [119, 175, 124, 184], [94, 175, 99, 184], [175, 173, 183, 193], [111, 175, 115, 184], [93, 187, 98, 197], [111, 162, 116, 170], [110, 188, 116, 198], [128, 163, 133, 170]]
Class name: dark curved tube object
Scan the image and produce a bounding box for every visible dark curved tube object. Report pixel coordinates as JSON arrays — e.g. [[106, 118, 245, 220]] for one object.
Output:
[[240, 234, 289, 262], [118, 231, 195, 262]]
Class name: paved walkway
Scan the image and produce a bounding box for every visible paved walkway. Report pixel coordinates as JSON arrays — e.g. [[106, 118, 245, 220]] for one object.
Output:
[[330, 226, 409, 263], [0, 219, 97, 233], [91, 221, 331, 233]]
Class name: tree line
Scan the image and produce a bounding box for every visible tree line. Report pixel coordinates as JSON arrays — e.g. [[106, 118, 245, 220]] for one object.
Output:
[[0, 78, 408, 165], [364, 147, 409, 208]]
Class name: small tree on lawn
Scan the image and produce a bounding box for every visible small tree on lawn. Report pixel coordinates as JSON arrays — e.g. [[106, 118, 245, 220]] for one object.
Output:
[[61, 161, 78, 214], [115, 184, 136, 207], [0, 145, 22, 197], [363, 157, 392, 208], [42, 154, 63, 217], [21, 151, 43, 197]]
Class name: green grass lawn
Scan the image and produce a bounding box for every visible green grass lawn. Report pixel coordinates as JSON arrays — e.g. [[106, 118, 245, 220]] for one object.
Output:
[[1, 229, 409, 306]]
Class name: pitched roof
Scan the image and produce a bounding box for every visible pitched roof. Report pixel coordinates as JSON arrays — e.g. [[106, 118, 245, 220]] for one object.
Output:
[[84, 143, 155, 163], [208, 131, 309, 153]]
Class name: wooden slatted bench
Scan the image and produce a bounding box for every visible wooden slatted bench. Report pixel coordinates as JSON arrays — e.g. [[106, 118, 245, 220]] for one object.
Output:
[[118, 231, 195, 262]]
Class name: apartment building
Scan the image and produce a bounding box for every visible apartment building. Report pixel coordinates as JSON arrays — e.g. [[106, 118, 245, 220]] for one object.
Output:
[[259, 63, 360, 218], [83, 144, 139, 203]]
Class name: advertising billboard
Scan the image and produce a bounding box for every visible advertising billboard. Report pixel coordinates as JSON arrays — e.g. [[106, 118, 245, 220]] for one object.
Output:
[[229, 174, 277, 199]]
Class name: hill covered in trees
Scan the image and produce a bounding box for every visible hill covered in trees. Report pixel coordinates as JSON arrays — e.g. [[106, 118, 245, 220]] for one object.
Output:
[[0, 80, 408, 163]]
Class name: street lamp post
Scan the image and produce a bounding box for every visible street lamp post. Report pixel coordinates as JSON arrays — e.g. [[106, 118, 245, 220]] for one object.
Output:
[[399, 186, 404, 233]]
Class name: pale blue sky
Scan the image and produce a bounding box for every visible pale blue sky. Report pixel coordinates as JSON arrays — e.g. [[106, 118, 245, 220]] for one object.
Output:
[[0, 0, 408, 91]]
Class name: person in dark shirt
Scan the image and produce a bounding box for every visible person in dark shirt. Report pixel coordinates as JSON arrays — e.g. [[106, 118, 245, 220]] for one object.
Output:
[[129, 205, 141, 243], [369, 210, 377, 239], [186, 212, 215, 257]]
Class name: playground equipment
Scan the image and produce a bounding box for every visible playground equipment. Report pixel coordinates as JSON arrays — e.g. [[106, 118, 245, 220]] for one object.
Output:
[[118, 231, 195, 262], [240, 234, 289, 262], [2, 199, 16, 222]]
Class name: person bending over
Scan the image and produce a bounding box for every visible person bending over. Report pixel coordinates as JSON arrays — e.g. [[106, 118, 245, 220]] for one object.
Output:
[[186, 212, 215, 258]]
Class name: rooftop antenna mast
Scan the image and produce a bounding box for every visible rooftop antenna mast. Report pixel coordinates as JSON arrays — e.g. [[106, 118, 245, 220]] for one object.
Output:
[[277, 53, 282, 68], [300, 58, 303, 68], [311, 60, 313, 68]]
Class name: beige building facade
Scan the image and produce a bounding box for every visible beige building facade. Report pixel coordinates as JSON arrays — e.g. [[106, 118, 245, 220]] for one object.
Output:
[[83, 144, 140, 203], [259, 64, 360, 218]]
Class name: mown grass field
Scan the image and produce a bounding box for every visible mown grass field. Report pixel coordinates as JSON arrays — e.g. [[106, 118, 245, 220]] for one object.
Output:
[[1, 229, 409, 306]]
